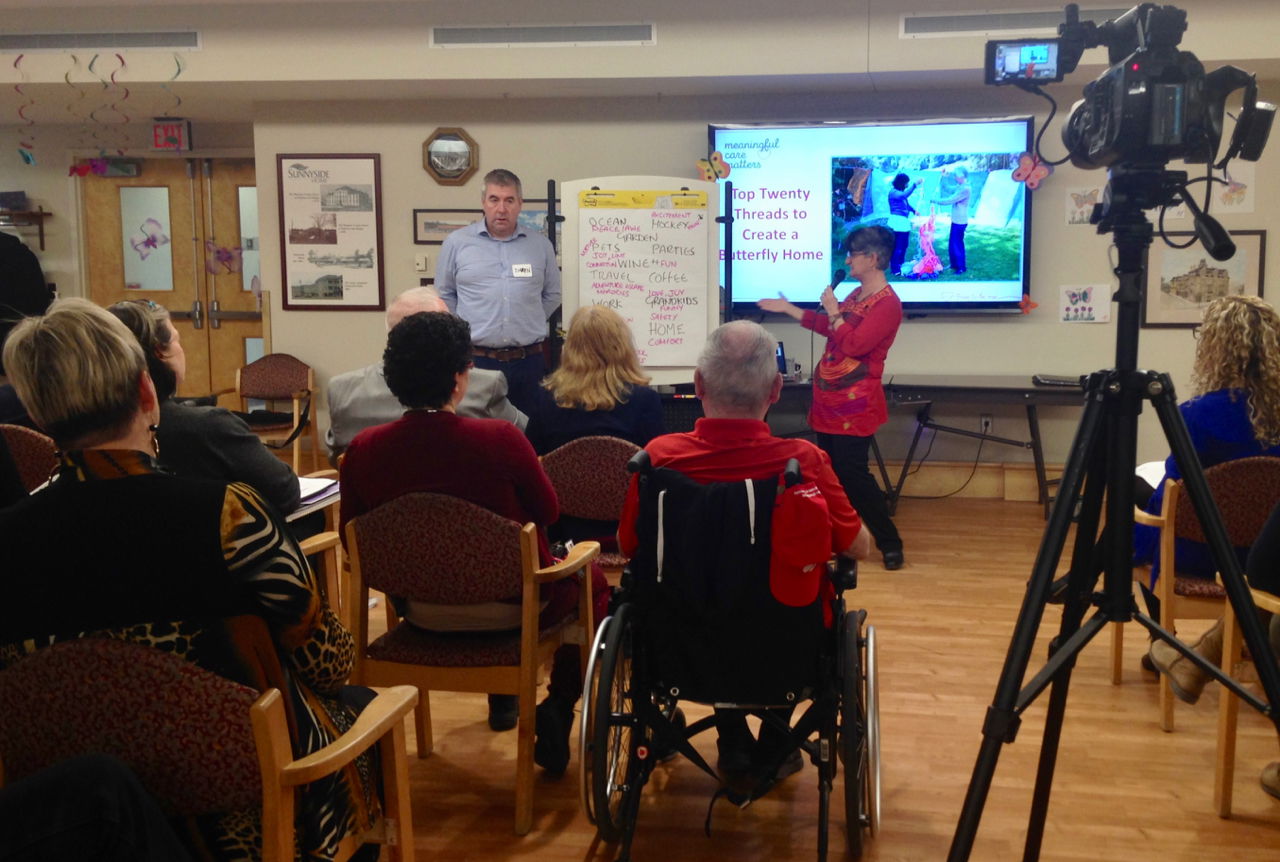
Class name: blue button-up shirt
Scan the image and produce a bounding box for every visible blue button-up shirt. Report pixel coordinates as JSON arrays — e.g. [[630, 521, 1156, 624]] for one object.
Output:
[[436, 220, 561, 348]]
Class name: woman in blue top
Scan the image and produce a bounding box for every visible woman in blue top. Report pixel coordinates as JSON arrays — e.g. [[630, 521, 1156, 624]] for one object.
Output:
[[1143, 295, 1280, 700], [1134, 294, 1280, 580], [525, 304, 664, 456], [886, 172, 920, 277]]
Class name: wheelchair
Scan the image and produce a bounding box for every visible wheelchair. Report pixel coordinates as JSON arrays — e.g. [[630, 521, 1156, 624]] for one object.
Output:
[[579, 452, 881, 861]]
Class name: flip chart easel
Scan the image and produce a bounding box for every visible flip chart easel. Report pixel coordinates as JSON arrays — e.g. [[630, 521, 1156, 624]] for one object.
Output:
[[560, 176, 721, 385]]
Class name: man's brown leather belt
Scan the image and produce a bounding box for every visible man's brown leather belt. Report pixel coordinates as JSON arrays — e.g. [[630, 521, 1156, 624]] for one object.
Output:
[[473, 343, 541, 362]]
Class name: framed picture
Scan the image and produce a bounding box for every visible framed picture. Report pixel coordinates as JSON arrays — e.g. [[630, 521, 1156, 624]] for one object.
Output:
[[422, 127, 479, 186], [413, 209, 480, 244], [517, 198, 562, 251], [278, 154, 385, 311], [1141, 230, 1266, 328]]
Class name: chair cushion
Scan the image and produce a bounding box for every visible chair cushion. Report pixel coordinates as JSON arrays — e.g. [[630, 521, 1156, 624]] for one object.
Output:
[[367, 613, 575, 667], [597, 551, 630, 571], [1173, 575, 1228, 600], [0, 638, 261, 815]]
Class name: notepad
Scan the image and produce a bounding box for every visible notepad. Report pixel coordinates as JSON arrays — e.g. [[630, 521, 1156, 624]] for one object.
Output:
[[298, 476, 339, 505]]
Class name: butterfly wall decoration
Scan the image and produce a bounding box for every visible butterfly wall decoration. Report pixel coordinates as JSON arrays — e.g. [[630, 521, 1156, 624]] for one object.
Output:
[[68, 158, 109, 177], [129, 218, 170, 260], [696, 150, 730, 182], [1019, 293, 1039, 315], [1012, 152, 1052, 190], [204, 241, 243, 274], [1070, 189, 1098, 210]]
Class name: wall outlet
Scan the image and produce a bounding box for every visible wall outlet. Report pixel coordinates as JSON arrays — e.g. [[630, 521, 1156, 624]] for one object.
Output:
[[980, 413, 993, 433]]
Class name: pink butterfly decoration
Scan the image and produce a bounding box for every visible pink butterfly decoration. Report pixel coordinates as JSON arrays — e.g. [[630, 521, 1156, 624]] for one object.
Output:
[[204, 241, 243, 274], [1012, 152, 1052, 190], [129, 218, 170, 260]]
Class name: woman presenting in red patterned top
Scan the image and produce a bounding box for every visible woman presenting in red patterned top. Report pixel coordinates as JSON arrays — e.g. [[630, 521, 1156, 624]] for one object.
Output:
[[758, 225, 906, 569]]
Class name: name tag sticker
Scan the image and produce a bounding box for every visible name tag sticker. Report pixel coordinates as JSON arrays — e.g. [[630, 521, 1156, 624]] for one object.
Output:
[[512, 264, 533, 278]]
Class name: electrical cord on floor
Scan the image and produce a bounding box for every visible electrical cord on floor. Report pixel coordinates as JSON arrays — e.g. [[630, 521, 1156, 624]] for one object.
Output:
[[901, 435, 987, 500]]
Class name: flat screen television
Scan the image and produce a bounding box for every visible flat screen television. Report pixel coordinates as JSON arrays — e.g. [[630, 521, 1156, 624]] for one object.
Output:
[[710, 117, 1034, 314]]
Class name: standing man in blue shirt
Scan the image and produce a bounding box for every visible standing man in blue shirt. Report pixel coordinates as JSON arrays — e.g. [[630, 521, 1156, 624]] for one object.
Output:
[[437, 169, 561, 415]]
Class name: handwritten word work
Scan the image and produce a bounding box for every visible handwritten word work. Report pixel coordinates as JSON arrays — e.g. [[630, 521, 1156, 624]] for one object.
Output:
[[577, 189, 708, 367]]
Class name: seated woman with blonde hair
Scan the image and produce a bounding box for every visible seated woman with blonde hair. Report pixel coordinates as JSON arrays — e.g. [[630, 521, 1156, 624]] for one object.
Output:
[[524, 304, 664, 455], [0, 298, 375, 860]]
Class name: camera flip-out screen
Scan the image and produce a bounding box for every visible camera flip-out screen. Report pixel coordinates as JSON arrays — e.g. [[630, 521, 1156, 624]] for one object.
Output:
[[986, 39, 1064, 85]]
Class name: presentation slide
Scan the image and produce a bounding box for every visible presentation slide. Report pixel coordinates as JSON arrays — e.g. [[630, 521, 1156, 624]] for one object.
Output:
[[712, 118, 1032, 312]]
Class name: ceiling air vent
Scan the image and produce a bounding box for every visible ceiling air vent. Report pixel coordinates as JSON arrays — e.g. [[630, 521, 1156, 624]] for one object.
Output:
[[0, 31, 201, 52], [901, 8, 1130, 39], [432, 23, 655, 48]]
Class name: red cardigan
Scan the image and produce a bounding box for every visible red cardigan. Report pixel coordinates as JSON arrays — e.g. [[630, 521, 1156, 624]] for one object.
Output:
[[339, 410, 559, 563]]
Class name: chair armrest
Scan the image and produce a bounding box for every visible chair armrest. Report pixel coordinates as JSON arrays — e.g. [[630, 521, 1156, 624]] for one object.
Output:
[[299, 530, 340, 556], [534, 540, 601, 585], [1133, 506, 1164, 528], [270, 685, 418, 786]]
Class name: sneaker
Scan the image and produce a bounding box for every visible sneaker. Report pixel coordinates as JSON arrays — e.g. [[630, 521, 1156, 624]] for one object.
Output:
[[1262, 762, 1280, 801], [533, 695, 575, 777], [487, 694, 518, 732]]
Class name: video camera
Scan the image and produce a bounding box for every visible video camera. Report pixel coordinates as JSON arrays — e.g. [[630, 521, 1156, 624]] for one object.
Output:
[[986, 3, 1274, 172]]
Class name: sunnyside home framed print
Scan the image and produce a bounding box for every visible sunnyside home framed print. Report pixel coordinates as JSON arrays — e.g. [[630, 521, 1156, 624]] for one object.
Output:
[[278, 154, 385, 311], [1141, 230, 1266, 328]]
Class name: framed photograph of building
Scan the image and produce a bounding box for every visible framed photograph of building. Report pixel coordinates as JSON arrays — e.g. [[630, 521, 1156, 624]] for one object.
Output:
[[278, 154, 385, 311], [413, 209, 481, 244], [1141, 230, 1266, 328]]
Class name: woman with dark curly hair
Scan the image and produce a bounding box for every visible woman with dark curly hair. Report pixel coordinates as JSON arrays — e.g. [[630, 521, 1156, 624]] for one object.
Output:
[[339, 310, 609, 776]]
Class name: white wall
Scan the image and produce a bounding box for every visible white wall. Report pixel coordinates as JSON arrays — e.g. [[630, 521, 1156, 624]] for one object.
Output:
[[251, 88, 1278, 465]]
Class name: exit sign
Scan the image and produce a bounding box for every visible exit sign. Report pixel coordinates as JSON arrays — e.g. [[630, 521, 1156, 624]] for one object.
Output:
[[151, 119, 192, 151]]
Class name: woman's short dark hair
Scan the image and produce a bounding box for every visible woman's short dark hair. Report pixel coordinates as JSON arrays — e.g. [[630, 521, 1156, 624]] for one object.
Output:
[[107, 301, 177, 402], [383, 312, 471, 409], [892, 172, 910, 190], [842, 225, 894, 271]]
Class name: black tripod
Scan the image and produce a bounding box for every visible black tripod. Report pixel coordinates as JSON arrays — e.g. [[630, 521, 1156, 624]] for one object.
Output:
[[947, 169, 1280, 862]]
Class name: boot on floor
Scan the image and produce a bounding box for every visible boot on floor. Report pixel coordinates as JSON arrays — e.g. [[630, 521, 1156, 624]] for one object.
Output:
[[1148, 618, 1224, 704]]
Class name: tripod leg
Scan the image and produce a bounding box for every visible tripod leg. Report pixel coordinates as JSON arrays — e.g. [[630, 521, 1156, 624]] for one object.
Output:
[[1148, 377, 1280, 734], [947, 387, 1107, 862]]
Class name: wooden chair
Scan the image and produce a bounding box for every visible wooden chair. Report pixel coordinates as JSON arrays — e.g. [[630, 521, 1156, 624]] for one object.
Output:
[[296, 467, 348, 627], [1214, 581, 1280, 817], [345, 492, 599, 835], [1110, 456, 1280, 730], [235, 353, 321, 473], [0, 423, 57, 492], [0, 634, 418, 861], [540, 434, 640, 583]]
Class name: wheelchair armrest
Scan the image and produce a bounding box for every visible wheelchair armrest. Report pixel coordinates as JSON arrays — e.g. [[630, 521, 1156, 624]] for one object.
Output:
[[829, 555, 858, 592]]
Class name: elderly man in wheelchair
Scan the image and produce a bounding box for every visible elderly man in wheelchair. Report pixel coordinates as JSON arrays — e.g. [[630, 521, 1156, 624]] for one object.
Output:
[[580, 320, 881, 861]]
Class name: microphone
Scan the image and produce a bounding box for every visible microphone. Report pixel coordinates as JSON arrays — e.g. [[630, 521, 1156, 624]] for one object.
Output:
[[830, 268, 847, 289]]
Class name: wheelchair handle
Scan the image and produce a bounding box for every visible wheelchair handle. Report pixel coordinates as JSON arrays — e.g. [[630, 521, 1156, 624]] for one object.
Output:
[[783, 457, 801, 487], [627, 449, 652, 474]]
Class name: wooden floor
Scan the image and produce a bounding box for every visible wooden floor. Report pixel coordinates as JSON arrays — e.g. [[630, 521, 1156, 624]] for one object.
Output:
[[372, 497, 1280, 861]]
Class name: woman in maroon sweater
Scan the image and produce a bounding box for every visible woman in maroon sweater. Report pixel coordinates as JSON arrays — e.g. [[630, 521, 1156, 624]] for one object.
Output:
[[339, 311, 606, 776]]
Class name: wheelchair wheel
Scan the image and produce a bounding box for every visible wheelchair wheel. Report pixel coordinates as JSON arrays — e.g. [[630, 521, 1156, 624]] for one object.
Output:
[[841, 610, 880, 856], [581, 603, 641, 843], [579, 612, 612, 826], [865, 624, 881, 838]]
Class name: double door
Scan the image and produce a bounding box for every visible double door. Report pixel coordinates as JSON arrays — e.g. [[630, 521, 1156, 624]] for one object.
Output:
[[81, 158, 263, 401]]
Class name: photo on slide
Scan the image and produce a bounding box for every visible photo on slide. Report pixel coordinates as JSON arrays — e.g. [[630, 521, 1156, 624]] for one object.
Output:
[[830, 153, 1023, 285]]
